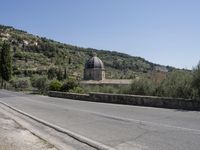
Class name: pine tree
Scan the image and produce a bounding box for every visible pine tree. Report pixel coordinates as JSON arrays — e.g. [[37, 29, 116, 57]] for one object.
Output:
[[0, 42, 12, 88]]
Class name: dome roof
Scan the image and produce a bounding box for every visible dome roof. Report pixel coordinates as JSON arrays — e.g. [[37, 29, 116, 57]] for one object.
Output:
[[85, 53, 104, 69]]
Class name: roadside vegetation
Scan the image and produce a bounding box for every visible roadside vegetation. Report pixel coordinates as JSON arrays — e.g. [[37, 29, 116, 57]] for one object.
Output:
[[79, 65, 200, 100], [1, 42, 200, 100], [1, 25, 200, 100]]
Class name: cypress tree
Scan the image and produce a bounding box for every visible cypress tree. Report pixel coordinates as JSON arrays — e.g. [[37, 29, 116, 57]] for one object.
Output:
[[0, 42, 12, 88], [56, 67, 63, 81], [63, 67, 67, 79], [0, 43, 2, 82]]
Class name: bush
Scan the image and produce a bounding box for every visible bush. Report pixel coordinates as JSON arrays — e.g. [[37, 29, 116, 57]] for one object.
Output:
[[49, 80, 62, 91], [192, 62, 200, 98], [60, 79, 79, 92], [10, 77, 31, 90], [126, 78, 155, 96], [30, 75, 49, 94], [69, 86, 85, 94], [98, 85, 119, 94], [155, 70, 194, 99]]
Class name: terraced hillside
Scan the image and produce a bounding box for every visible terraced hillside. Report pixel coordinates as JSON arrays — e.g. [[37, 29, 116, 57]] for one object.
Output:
[[0, 25, 175, 80]]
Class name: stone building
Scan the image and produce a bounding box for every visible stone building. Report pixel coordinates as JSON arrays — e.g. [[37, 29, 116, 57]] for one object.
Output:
[[84, 53, 105, 81]]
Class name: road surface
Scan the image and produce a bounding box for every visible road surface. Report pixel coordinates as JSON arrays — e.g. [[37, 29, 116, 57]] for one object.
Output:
[[0, 90, 200, 150]]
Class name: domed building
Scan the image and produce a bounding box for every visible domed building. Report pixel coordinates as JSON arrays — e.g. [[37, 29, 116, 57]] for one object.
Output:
[[84, 53, 105, 81]]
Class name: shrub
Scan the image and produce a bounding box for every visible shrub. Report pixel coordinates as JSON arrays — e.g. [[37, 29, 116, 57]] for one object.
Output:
[[49, 80, 62, 91], [30, 75, 49, 94], [126, 78, 155, 96], [10, 77, 31, 90], [99, 85, 119, 94], [60, 79, 79, 92], [156, 70, 194, 99], [69, 86, 85, 94], [192, 62, 200, 98]]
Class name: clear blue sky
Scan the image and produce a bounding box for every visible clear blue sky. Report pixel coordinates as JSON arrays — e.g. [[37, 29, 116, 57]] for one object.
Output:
[[1, 0, 200, 69]]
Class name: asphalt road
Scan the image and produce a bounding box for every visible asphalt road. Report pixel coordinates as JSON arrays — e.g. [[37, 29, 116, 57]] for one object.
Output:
[[0, 90, 200, 150]]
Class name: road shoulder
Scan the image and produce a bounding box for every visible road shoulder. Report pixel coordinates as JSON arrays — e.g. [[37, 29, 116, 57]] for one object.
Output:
[[0, 109, 57, 150]]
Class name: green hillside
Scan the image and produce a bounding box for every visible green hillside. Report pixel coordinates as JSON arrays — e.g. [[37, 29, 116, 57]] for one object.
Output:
[[0, 24, 175, 80]]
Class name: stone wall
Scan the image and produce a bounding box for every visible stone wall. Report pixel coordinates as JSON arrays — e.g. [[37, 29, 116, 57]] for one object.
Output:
[[48, 91, 90, 101], [48, 91, 200, 111]]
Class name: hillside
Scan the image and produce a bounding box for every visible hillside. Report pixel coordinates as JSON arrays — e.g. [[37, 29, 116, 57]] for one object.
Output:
[[0, 24, 175, 80]]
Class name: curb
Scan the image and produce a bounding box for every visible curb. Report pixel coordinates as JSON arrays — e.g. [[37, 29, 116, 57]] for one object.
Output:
[[0, 101, 115, 150]]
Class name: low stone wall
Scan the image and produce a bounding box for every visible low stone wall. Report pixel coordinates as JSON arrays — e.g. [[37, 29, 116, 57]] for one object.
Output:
[[48, 91, 200, 110], [48, 91, 90, 101], [89, 93, 200, 110]]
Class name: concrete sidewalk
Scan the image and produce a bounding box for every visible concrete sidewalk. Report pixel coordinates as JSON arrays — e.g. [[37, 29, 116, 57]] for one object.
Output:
[[0, 110, 57, 150]]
